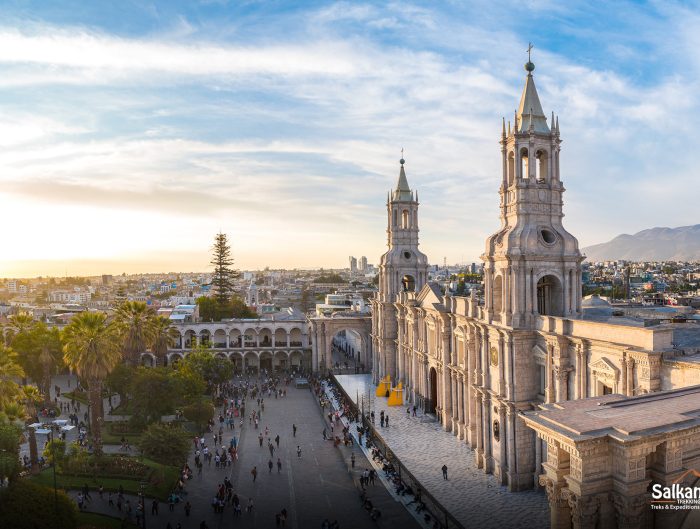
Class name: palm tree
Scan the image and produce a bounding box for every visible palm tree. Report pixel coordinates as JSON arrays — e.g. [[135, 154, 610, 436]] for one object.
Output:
[[20, 385, 43, 475], [114, 301, 154, 365], [4, 312, 35, 345], [62, 312, 121, 457], [0, 346, 24, 409], [149, 316, 179, 367]]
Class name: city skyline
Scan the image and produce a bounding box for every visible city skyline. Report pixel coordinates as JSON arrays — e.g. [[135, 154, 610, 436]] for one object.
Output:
[[2, 1, 700, 277]]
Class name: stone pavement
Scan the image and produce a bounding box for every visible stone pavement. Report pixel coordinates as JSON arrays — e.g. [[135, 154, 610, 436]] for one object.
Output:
[[334, 374, 550, 529], [52, 374, 420, 529]]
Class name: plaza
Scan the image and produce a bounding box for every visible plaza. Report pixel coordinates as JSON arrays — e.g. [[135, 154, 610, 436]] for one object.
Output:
[[24, 373, 421, 529]]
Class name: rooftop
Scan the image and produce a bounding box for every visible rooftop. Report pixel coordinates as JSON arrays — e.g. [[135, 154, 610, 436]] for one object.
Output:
[[522, 385, 700, 443]]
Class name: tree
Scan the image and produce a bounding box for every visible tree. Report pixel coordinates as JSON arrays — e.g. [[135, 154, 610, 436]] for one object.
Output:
[[129, 367, 177, 424], [11, 323, 63, 403], [0, 423, 22, 483], [62, 312, 121, 457], [230, 295, 256, 318], [0, 346, 24, 409], [139, 423, 191, 466], [300, 287, 313, 314], [105, 363, 134, 410], [178, 348, 234, 394], [149, 315, 179, 366], [0, 480, 78, 529], [20, 385, 43, 474], [210, 232, 240, 307], [197, 294, 255, 322], [183, 400, 215, 433], [4, 312, 34, 345], [114, 301, 155, 365], [196, 296, 218, 322], [169, 367, 206, 405]]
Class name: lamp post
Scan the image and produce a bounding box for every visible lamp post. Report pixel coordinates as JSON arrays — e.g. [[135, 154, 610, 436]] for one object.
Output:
[[44, 423, 60, 529], [139, 481, 147, 528]]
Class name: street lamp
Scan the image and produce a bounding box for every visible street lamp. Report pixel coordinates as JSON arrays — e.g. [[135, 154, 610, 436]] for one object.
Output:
[[138, 481, 147, 528]]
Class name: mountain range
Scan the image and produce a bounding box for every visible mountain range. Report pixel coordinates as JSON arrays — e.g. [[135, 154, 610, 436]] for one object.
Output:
[[582, 224, 700, 262]]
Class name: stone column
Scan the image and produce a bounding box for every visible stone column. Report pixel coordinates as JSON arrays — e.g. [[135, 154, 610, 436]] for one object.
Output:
[[311, 325, 318, 372], [474, 390, 484, 468], [562, 490, 600, 529], [545, 344, 555, 404], [396, 308, 404, 382], [506, 405, 517, 488], [625, 357, 635, 396], [534, 437, 542, 489], [611, 492, 647, 529], [482, 395, 492, 472], [498, 404, 508, 484], [556, 367, 569, 402], [539, 476, 572, 529]]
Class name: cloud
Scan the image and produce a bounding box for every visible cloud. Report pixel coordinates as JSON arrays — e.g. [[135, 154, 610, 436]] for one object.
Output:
[[1, 2, 700, 275]]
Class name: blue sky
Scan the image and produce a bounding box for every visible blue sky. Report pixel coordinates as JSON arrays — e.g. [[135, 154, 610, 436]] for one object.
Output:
[[0, 0, 698, 276]]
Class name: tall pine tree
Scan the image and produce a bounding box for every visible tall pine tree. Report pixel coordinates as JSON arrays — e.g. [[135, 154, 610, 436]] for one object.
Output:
[[210, 233, 240, 307]]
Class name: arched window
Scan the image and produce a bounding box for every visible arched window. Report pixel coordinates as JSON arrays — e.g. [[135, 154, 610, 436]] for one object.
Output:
[[536, 150, 548, 182], [507, 152, 515, 186], [402, 210, 409, 229], [520, 148, 529, 179], [402, 275, 415, 292], [536, 275, 563, 316]]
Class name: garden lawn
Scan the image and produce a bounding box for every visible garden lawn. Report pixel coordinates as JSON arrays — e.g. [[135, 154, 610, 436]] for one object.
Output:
[[77, 511, 140, 529], [31, 457, 180, 501], [101, 430, 142, 446]]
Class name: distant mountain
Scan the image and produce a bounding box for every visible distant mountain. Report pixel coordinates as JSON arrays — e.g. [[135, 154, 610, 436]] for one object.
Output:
[[582, 225, 700, 262]]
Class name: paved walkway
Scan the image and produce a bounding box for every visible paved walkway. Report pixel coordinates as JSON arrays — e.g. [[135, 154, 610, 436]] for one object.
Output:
[[46, 375, 420, 529], [334, 374, 549, 529]]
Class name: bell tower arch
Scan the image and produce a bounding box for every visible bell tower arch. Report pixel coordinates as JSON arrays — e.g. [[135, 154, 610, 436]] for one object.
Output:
[[483, 59, 583, 328], [372, 156, 429, 381]]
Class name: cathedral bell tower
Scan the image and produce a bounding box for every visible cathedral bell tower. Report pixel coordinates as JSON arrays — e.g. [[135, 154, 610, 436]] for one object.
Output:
[[483, 56, 583, 328], [373, 156, 429, 381]]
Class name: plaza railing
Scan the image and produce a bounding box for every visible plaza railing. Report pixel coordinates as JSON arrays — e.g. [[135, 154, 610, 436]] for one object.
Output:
[[328, 373, 465, 529]]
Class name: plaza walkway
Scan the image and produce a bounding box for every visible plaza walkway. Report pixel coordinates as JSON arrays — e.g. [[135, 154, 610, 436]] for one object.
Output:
[[41, 374, 419, 529], [334, 374, 550, 529]]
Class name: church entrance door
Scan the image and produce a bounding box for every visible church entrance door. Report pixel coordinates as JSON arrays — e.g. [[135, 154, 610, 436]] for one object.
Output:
[[428, 367, 438, 414]]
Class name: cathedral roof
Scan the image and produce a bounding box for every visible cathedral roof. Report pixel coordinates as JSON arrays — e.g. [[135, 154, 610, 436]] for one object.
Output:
[[393, 159, 413, 201], [516, 66, 550, 134]]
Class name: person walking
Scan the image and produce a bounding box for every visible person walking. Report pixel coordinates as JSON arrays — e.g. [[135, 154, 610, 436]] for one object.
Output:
[[351, 453, 355, 468], [292, 424, 297, 437], [151, 499, 159, 515], [385, 415, 389, 427], [277, 457, 282, 473], [275, 434, 280, 448], [296, 445, 302, 458], [185, 501, 191, 517], [251, 466, 258, 482], [268, 459, 274, 473], [442, 464, 448, 480]]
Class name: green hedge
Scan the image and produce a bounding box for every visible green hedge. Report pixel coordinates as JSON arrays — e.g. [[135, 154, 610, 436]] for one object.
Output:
[[0, 480, 78, 529]]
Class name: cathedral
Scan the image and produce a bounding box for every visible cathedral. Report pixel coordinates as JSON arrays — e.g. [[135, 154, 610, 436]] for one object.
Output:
[[370, 57, 700, 528]]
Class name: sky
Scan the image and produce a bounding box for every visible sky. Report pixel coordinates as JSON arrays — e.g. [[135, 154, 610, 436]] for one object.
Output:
[[1, 0, 699, 277]]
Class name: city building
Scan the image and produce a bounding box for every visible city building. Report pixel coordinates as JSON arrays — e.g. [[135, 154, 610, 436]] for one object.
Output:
[[315, 293, 368, 316], [359, 256, 368, 272], [349, 256, 357, 273], [370, 57, 700, 527], [160, 309, 311, 372]]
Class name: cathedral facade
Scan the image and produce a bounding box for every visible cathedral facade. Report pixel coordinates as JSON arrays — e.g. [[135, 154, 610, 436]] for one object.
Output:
[[370, 59, 700, 498]]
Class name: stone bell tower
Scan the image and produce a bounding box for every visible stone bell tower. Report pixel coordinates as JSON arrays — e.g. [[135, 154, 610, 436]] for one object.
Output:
[[373, 156, 429, 381], [482, 56, 583, 329]]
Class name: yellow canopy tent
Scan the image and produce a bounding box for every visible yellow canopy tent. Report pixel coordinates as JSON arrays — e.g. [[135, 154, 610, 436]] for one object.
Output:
[[388, 381, 404, 406], [375, 375, 391, 397]]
